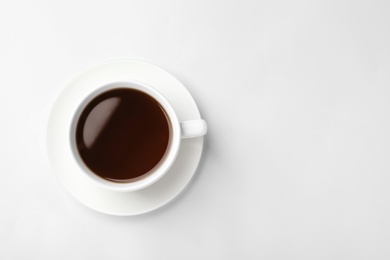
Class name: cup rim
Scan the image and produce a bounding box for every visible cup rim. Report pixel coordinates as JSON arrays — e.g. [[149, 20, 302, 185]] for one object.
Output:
[[69, 80, 182, 192]]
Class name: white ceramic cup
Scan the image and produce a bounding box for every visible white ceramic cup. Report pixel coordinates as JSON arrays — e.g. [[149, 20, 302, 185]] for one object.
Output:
[[69, 80, 207, 192]]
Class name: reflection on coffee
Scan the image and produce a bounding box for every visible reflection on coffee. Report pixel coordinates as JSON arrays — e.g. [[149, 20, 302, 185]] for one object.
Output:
[[76, 88, 171, 182]]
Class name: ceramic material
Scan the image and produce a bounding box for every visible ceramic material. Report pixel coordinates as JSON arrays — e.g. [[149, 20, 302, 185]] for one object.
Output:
[[47, 59, 205, 216], [69, 80, 207, 192]]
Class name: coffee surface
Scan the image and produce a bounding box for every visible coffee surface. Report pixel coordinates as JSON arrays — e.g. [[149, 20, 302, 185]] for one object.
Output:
[[76, 88, 171, 182]]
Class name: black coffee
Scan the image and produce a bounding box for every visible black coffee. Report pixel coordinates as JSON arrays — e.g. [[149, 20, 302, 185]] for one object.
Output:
[[75, 88, 171, 182]]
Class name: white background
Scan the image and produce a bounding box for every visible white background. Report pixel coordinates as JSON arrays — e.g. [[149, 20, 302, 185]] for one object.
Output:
[[1, 0, 390, 259]]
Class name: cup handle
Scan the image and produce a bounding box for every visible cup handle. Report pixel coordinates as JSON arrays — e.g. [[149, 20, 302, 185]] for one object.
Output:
[[180, 119, 207, 139]]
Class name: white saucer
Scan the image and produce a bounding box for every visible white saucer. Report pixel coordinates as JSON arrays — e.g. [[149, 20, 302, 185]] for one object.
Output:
[[47, 60, 204, 216]]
